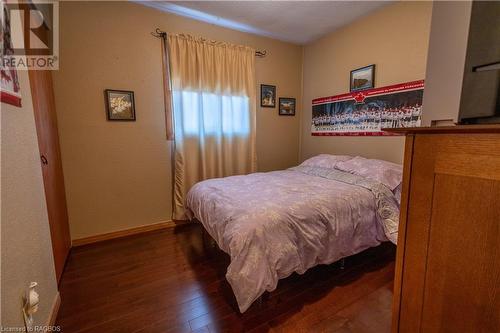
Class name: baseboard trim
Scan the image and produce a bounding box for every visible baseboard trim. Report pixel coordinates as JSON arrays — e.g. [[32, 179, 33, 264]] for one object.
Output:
[[72, 220, 191, 247], [47, 292, 60, 327]]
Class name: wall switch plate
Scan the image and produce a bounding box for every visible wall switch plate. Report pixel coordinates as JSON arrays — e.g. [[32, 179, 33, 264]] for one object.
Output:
[[23, 282, 39, 330]]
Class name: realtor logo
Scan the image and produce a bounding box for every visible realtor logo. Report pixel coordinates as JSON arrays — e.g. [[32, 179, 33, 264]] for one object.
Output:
[[1, 1, 59, 70]]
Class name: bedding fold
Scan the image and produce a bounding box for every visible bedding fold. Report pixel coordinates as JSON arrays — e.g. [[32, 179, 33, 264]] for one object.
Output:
[[289, 166, 400, 244]]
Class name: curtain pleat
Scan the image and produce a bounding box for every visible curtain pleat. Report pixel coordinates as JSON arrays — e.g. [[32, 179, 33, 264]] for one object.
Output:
[[160, 35, 174, 140], [167, 34, 257, 220]]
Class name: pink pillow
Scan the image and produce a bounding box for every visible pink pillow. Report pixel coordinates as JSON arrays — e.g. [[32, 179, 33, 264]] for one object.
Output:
[[335, 156, 403, 190], [300, 154, 353, 169]]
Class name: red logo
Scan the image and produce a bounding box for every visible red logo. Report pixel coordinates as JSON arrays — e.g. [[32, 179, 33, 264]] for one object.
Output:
[[353, 92, 366, 103]]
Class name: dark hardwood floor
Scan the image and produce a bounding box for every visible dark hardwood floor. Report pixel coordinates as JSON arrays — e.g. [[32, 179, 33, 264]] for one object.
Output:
[[56, 223, 396, 333]]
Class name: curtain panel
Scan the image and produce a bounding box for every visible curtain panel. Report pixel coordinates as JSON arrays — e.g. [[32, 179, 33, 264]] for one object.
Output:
[[160, 34, 174, 140], [167, 34, 257, 220]]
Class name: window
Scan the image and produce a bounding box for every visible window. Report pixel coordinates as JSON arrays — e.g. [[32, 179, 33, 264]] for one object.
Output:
[[172, 90, 251, 137]]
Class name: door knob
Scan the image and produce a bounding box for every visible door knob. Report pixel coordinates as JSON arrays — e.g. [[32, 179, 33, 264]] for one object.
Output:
[[41, 155, 48, 165]]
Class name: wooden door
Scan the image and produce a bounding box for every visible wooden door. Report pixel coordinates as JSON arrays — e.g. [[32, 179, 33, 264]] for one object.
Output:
[[398, 133, 500, 332], [29, 69, 71, 283]]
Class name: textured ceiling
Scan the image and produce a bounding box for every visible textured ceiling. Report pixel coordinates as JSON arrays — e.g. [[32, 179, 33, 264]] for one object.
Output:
[[141, 1, 392, 45]]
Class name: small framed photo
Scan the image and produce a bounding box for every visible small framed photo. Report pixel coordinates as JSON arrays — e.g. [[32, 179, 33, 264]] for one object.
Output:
[[350, 64, 375, 92], [105, 89, 136, 121], [279, 97, 296, 116], [260, 84, 276, 108]]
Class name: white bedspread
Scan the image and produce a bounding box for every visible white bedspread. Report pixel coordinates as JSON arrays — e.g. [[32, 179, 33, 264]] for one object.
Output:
[[186, 167, 399, 312]]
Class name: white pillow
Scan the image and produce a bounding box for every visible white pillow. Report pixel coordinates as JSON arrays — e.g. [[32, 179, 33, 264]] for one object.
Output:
[[335, 156, 403, 190], [300, 154, 353, 169]]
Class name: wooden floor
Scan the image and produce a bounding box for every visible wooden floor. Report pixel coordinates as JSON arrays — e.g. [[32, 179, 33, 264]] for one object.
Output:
[[56, 224, 396, 333]]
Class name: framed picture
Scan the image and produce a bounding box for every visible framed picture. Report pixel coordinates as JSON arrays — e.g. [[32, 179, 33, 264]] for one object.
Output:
[[279, 97, 296, 116], [1, 5, 21, 107], [260, 84, 276, 108], [105, 89, 136, 121], [350, 64, 375, 92]]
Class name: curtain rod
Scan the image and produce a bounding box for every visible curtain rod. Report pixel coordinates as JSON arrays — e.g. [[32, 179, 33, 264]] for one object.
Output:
[[151, 28, 267, 58]]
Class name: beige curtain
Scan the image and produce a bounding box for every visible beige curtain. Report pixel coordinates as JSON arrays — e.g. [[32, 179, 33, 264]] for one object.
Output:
[[160, 34, 174, 140], [167, 34, 257, 220]]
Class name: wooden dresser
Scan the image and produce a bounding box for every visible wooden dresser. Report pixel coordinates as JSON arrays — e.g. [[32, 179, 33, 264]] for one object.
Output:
[[387, 125, 500, 333]]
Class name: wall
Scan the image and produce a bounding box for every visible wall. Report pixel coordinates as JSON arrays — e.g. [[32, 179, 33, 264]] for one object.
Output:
[[1, 71, 59, 328], [421, 1, 472, 126], [300, 2, 432, 164], [52, 1, 303, 240]]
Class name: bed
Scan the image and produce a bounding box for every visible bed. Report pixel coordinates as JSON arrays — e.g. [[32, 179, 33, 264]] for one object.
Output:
[[186, 154, 402, 313]]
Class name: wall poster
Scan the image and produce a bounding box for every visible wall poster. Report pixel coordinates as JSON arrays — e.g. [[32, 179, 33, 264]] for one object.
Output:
[[311, 80, 424, 136], [1, 4, 22, 107]]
